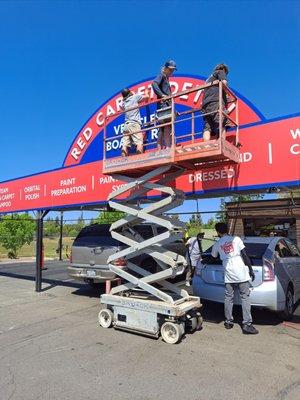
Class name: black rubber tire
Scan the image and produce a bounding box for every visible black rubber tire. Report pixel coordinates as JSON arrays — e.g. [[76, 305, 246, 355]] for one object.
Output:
[[280, 286, 294, 321]]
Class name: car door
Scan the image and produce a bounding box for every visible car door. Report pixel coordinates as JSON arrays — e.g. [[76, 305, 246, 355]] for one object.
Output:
[[274, 239, 295, 294], [285, 239, 300, 301]]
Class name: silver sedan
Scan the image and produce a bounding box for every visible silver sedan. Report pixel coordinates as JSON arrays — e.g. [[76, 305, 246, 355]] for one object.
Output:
[[193, 237, 300, 319]]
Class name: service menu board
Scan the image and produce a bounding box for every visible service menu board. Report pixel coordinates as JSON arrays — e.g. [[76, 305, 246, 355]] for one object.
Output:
[[0, 114, 299, 214]]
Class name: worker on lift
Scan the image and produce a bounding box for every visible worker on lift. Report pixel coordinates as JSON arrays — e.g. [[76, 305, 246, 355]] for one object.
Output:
[[121, 88, 149, 157], [202, 64, 229, 142], [152, 60, 177, 150]]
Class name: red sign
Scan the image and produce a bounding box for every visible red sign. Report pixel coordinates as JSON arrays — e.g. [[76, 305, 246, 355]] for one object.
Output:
[[0, 114, 299, 213]]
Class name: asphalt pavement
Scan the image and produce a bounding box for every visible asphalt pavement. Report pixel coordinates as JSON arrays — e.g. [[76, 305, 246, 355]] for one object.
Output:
[[0, 260, 299, 400]]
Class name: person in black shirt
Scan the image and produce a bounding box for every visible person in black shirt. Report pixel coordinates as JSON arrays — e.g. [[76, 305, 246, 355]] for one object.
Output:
[[152, 60, 177, 150], [202, 64, 229, 141]]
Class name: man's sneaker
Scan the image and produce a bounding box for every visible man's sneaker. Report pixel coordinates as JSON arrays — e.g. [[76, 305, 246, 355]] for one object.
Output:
[[224, 321, 234, 330], [185, 280, 191, 287], [242, 324, 259, 335]]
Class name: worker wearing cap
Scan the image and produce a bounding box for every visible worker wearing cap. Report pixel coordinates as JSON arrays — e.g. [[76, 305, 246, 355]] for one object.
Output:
[[120, 88, 149, 157], [152, 60, 177, 150], [202, 64, 229, 142]]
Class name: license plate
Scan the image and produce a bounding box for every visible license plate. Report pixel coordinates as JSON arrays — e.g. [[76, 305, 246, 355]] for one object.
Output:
[[86, 270, 96, 277]]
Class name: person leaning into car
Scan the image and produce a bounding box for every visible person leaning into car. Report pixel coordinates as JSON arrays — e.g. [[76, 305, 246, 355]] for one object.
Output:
[[211, 222, 259, 335]]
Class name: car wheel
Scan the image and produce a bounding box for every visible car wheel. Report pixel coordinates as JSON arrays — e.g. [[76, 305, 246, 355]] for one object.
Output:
[[281, 286, 294, 321]]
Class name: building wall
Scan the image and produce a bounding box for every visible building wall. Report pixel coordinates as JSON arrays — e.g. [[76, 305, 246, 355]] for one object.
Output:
[[225, 199, 300, 246], [228, 217, 244, 237]]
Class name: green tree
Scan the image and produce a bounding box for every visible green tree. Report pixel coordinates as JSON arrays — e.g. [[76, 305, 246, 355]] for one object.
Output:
[[44, 218, 59, 237], [203, 217, 216, 229], [188, 213, 203, 227], [278, 189, 300, 199], [0, 214, 35, 258], [187, 213, 203, 236], [96, 211, 125, 225]]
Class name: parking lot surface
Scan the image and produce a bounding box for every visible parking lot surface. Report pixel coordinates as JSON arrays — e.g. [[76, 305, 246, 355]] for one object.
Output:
[[0, 261, 299, 400]]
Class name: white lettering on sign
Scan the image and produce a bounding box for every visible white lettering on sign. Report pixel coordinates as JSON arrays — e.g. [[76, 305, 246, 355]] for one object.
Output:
[[51, 185, 87, 197], [77, 137, 85, 150], [83, 128, 92, 141], [290, 128, 300, 139], [137, 86, 146, 95], [24, 185, 40, 193], [188, 168, 235, 183], [193, 87, 203, 104], [71, 147, 81, 160], [70, 128, 93, 160], [151, 129, 158, 140], [115, 96, 123, 112], [60, 178, 76, 186], [112, 183, 127, 191], [106, 139, 123, 151], [0, 187, 9, 194], [290, 144, 300, 155], [113, 124, 125, 135], [99, 176, 116, 185], [239, 152, 252, 163], [25, 193, 39, 200], [0, 193, 15, 201], [96, 112, 104, 126], [106, 105, 115, 117], [180, 82, 194, 100], [0, 201, 11, 208]]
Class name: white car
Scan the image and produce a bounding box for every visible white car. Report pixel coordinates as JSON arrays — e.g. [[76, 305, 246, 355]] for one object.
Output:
[[193, 237, 300, 319]]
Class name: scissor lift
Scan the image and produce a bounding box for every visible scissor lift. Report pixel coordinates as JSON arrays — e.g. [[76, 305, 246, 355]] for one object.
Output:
[[98, 82, 240, 344]]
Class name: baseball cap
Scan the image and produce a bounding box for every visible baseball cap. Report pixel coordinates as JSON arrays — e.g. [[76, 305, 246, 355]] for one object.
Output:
[[165, 60, 177, 70]]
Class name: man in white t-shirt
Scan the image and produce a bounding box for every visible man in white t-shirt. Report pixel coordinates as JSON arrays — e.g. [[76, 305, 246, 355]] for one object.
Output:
[[211, 222, 258, 335]]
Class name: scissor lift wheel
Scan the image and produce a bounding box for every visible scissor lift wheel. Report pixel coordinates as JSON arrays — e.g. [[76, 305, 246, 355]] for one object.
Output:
[[161, 321, 185, 344], [98, 309, 113, 328]]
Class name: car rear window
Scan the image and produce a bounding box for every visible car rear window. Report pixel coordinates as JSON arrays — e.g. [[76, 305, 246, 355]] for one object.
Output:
[[202, 242, 268, 264], [73, 224, 120, 247], [244, 243, 268, 259]]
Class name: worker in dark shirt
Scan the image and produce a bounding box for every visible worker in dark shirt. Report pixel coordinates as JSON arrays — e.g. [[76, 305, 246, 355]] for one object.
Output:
[[152, 60, 177, 150], [202, 64, 229, 142]]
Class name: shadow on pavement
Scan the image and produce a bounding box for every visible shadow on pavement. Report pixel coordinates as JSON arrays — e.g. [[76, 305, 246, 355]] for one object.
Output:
[[71, 284, 106, 298], [200, 299, 300, 326], [0, 271, 83, 290]]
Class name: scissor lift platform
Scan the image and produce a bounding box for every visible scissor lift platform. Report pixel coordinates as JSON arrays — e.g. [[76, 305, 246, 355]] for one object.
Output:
[[103, 137, 240, 176]]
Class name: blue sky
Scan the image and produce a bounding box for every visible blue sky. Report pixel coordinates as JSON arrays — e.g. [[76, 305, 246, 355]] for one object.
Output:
[[0, 0, 299, 221]]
